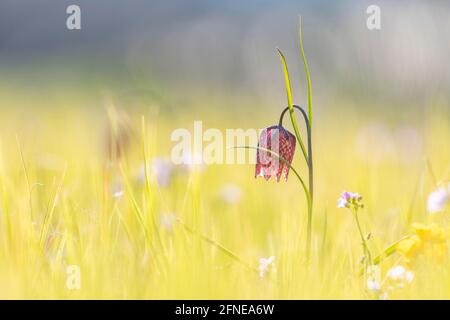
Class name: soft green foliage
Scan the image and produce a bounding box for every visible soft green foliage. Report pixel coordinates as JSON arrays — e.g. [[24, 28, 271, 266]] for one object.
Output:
[[0, 86, 448, 299], [277, 18, 314, 258]]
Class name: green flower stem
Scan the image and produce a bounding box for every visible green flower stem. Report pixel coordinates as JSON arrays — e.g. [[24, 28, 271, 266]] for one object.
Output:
[[277, 49, 308, 164], [277, 17, 314, 260], [298, 16, 314, 262], [298, 16, 313, 127], [278, 105, 313, 260], [353, 208, 372, 267]]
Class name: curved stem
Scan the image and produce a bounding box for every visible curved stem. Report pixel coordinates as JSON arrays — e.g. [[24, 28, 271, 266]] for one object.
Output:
[[298, 17, 314, 260], [277, 49, 309, 163], [278, 20, 315, 261], [279, 106, 308, 136]]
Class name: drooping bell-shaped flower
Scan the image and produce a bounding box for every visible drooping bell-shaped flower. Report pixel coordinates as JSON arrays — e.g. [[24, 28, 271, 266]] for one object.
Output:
[[255, 125, 296, 182]]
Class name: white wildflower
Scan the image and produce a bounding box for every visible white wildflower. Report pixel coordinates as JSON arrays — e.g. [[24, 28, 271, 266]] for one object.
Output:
[[258, 256, 276, 278], [112, 181, 124, 199], [405, 270, 414, 283], [366, 265, 381, 292], [179, 153, 206, 172], [152, 158, 175, 187], [387, 265, 414, 288], [387, 265, 407, 281], [337, 191, 364, 209], [113, 190, 124, 198], [367, 279, 381, 292], [220, 184, 242, 205], [160, 213, 176, 232]]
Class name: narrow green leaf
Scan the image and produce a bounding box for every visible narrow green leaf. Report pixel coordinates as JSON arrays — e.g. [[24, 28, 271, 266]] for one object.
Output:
[[298, 16, 313, 127], [277, 48, 308, 163], [358, 235, 412, 276]]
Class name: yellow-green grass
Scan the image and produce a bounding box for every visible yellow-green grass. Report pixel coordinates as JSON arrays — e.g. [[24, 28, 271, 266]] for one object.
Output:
[[0, 86, 448, 299]]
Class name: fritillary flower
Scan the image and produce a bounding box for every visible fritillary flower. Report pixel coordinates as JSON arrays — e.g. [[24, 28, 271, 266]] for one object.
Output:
[[255, 125, 296, 182]]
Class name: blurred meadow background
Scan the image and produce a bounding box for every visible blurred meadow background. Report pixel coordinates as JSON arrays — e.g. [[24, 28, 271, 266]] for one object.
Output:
[[0, 0, 449, 299]]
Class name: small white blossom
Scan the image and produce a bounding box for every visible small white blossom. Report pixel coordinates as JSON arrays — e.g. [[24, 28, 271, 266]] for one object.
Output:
[[160, 213, 176, 232], [337, 191, 364, 209], [367, 279, 381, 292], [405, 271, 414, 283], [152, 158, 175, 187], [387, 265, 414, 287], [337, 197, 348, 208], [179, 153, 206, 173], [387, 265, 406, 280], [112, 181, 124, 199], [113, 190, 124, 198], [258, 256, 276, 278], [366, 265, 381, 292], [427, 185, 449, 214], [220, 184, 242, 204], [137, 158, 175, 187]]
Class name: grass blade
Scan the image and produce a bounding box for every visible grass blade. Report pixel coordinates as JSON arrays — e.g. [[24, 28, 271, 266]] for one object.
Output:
[[298, 16, 313, 127], [277, 48, 308, 163]]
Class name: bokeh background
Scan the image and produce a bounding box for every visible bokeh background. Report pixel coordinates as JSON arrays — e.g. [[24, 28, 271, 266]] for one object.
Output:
[[2, 0, 450, 106]]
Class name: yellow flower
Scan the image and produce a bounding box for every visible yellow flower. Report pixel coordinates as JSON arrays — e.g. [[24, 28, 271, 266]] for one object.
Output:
[[413, 223, 446, 243], [396, 223, 447, 266], [396, 235, 422, 265]]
